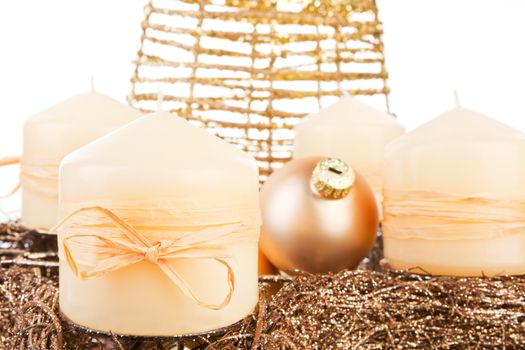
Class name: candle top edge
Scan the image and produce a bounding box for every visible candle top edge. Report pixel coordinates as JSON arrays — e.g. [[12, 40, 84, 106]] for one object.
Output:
[[60, 112, 259, 173], [25, 92, 141, 125], [385, 107, 525, 155], [296, 95, 401, 129]]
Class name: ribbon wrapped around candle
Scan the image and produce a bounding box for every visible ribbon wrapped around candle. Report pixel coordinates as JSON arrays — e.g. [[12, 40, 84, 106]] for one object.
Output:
[[0, 156, 60, 198], [383, 190, 525, 240], [53, 206, 258, 310], [20, 157, 60, 198]]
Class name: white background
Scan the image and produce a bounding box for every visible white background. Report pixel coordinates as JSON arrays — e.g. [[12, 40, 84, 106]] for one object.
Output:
[[1, 0, 525, 215]]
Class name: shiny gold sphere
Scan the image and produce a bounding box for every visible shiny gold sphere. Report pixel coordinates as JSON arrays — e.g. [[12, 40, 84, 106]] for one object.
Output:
[[258, 248, 279, 275], [259, 157, 379, 273]]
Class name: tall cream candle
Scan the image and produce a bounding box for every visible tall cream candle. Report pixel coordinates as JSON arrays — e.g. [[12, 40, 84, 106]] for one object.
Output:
[[22, 92, 141, 230], [293, 96, 404, 212], [55, 112, 261, 336], [383, 107, 525, 276]]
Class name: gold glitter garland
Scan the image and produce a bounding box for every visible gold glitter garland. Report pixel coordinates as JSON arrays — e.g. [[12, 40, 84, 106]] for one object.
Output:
[[129, 0, 390, 181], [244, 270, 525, 349], [1, 221, 523, 350], [3, 266, 525, 349]]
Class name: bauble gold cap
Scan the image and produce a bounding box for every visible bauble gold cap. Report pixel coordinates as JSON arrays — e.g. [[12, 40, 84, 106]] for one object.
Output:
[[310, 158, 355, 199]]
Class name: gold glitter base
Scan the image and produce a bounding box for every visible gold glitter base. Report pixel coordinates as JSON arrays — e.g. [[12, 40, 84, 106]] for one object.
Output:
[[3, 223, 524, 349], [3, 264, 525, 349]]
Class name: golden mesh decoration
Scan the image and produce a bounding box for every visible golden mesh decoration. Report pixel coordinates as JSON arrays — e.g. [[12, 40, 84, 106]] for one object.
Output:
[[129, 0, 390, 180]]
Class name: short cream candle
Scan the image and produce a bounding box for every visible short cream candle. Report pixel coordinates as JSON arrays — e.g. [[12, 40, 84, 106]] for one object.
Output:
[[22, 92, 141, 230], [55, 112, 261, 336], [293, 96, 404, 211], [383, 107, 525, 276]]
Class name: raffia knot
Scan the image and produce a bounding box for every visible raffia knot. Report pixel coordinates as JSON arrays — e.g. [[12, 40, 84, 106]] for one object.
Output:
[[145, 243, 161, 264]]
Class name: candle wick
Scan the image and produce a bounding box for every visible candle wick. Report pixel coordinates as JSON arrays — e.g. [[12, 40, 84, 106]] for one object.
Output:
[[454, 90, 460, 108], [157, 91, 164, 111], [91, 76, 95, 93]]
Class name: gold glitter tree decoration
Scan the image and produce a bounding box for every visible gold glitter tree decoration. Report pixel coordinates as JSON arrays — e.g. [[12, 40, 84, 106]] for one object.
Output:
[[129, 0, 390, 180]]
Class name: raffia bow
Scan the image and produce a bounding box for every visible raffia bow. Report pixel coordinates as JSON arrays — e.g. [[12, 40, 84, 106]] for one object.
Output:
[[52, 206, 242, 310]]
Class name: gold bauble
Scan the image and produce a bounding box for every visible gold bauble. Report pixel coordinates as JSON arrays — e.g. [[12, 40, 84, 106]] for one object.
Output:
[[259, 157, 378, 273], [258, 248, 279, 275]]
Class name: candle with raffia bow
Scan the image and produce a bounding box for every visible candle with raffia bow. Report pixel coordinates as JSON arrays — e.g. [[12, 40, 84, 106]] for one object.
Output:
[[383, 106, 525, 276], [54, 112, 261, 336], [22, 88, 141, 231]]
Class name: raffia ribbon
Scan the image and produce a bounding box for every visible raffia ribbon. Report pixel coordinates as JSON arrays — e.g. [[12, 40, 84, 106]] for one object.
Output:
[[52, 206, 257, 310], [0, 156, 59, 198], [0, 157, 20, 167], [383, 189, 525, 240], [0, 157, 21, 197], [20, 158, 60, 198]]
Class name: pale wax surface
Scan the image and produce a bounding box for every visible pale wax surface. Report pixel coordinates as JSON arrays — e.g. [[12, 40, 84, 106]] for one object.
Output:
[[22, 92, 141, 230], [58, 112, 261, 335]]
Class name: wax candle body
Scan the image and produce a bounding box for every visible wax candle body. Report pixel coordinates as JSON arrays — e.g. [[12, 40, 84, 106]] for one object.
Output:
[[383, 108, 525, 276], [293, 96, 404, 211], [57, 113, 261, 336], [22, 92, 141, 230]]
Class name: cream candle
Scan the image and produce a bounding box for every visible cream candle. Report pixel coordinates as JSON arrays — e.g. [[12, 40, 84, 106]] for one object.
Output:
[[54, 112, 261, 336], [293, 96, 404, 212], [22, 92, 141, 230], [383, 107, 525, 276]]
